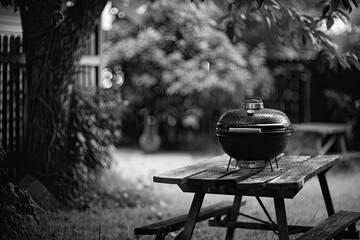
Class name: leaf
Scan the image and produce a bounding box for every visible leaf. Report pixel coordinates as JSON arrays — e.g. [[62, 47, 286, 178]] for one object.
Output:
[[336, 8, 351, 20], [327, 17, 335, 29], [347, 52, 358, 60], [234, 23, 243, 38], [302, 33, 307, 46], [265, 16, 271, 28], [257, 0, 264, 7], [323, 38, 339, 51], [317, 0, 329, 7], [322, 5, 331, 16], [338, 55, 351, 69], [309, 32, 318, 45], [347, 56, 360, 71], [341, 0, 352, 12], [270, 10, 277, 22]]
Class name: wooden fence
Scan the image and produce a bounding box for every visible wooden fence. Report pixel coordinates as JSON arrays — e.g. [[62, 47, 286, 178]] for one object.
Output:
[[0, 35, 25, 157], [0, 29, 101, 183], [0, 35, 25, 183]]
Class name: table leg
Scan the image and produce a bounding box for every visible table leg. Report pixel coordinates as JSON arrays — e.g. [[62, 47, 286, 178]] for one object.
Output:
[[180, 192, 205, 240], [319, 135, 337, 155], [225, 195, 243, 240], [274, 197, 289, 240], [318, 172, 335, 216], [339, 134, 348, 155], [315, 137, 323, 154]]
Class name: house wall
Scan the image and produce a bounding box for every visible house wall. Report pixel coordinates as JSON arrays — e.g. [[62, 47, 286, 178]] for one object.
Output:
[[0, 8, 22, 36]]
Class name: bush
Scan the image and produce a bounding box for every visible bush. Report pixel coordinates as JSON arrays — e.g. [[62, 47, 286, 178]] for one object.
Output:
[[0, 183, 39, 239], [46, 88, 124, 207], [324, 89, 358, 123], [0, 147, 39, 239]]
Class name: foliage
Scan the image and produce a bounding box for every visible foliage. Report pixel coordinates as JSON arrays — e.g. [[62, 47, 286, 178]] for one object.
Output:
[[0, 182, 39, 240], [0, 147, 39, 239], [105, 0, 273, 137], [324, 89, 359, 123], [51, 88, 123, 205], [211, 0, 360, 71]]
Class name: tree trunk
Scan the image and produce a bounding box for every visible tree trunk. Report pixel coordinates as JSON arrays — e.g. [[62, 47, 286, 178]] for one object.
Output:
[[19, 0, 107, 176]]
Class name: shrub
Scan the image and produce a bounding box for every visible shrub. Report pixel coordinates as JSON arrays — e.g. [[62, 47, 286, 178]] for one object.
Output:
[[47, 88, 123, 207], [0, 182, 39, 240]]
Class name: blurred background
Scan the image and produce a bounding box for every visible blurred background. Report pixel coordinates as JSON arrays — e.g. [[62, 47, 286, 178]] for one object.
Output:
[[1, 0, 360, 239]]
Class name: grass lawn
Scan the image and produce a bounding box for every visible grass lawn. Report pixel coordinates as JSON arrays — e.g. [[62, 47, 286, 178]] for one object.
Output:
[[25, 146, 360, 240]]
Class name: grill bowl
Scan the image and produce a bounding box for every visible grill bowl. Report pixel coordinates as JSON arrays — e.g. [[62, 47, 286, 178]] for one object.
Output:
[[216, 131, 292, 160]]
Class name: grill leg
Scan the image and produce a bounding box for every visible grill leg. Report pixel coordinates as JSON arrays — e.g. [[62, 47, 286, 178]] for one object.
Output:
[[270, 160, 273, 172]]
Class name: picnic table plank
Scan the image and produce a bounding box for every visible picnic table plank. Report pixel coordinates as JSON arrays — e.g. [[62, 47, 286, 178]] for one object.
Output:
[[266, 155, 340, 189], [134, 201, 234, 236], [210, 155, 289, 185], [213, 168, 262, 185], [153, 154, 229, 184], [237, 156, 311, 189], [186, 165, 239, 185]]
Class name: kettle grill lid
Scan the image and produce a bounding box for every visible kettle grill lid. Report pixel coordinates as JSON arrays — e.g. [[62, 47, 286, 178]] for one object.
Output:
[[217, 97, 292, 129]]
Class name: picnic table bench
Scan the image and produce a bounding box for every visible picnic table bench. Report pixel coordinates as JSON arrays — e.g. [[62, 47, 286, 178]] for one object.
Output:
[[134, 154, 360, 240]]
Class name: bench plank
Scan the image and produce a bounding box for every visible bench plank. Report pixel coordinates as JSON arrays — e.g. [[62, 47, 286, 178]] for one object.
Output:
[[134, 201, 237, 236], [153, 154, 229, 184], [266, 155, 340, 189], [296, 211, 360, 240]]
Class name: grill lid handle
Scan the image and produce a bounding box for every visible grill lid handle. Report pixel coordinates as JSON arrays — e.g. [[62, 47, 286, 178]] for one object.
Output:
[[245, 97, 264, 110]]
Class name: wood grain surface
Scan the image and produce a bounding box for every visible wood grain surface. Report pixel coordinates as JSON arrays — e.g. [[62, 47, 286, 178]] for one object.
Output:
[[296, 210, 360, 240], [153, 155, 340, 191]]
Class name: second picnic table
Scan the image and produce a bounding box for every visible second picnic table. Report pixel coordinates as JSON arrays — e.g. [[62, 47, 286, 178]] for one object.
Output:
[[136, 154, 360, 240], [293, 122, 352, 155]]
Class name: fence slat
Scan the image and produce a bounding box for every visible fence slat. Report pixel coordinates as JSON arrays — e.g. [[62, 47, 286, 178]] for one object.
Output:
[[19, 59, 27, 149], [15, 36, 21, 151], [2, 36, 8, 152], [9, 36, 15, 154], [0, 36, 2, 139]]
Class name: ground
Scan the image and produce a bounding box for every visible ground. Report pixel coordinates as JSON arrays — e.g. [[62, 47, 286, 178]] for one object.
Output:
[[110, 147, 360, 239], [26, 143, 360, 240]]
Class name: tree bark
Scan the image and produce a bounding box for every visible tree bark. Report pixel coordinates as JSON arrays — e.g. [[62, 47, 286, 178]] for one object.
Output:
[[19, 0, 107, 175]]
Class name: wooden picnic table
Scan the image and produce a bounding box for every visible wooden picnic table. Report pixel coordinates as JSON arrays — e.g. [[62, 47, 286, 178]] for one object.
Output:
[[293, 122, 352, 155], [150, 154, 358, 240]]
